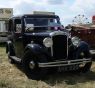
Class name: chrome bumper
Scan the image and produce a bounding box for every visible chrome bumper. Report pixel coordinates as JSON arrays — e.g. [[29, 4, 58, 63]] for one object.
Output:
[[37, 58, 91, 68]]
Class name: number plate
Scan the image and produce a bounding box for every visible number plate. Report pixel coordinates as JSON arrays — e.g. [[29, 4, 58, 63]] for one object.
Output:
[[59, 65, 79, 71]]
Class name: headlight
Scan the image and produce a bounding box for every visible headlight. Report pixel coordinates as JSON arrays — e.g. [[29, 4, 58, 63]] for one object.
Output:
[[43, 38, 53, 47], [71, 37, 80, 46]]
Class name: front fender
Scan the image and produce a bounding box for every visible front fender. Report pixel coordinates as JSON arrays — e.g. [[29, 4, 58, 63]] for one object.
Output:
[[6, 41, 15, 55], [6, 41, 12, 53], [25, 44, 46, 55], [78, 41, 90, 51], [68, 41, 90, 59]]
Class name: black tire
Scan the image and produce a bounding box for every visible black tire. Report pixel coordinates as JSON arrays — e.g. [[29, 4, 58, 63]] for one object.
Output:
[[22, 50, 48, 80], [80, 62, 92, 73], [76, 48, 92, 73]]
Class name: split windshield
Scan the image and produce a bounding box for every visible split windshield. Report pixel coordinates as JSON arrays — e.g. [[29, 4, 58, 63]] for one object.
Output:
[[24, 18, 61, 32]]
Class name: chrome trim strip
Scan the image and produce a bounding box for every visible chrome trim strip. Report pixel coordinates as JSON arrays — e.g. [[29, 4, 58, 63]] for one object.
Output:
[[38, 58, 91, 67], [50, 31, 68, 37], [50, 31, 69, 57], [40, 58, 91, 65], [39, 61, 91, 68], [51, 37, 53, 56], [67, 35, 68, 59]]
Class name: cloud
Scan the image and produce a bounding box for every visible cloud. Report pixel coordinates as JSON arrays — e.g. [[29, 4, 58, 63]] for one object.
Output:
[[11, 0, 73, 25], [47, 0, 64, 5], [0, 0, 95, 25], [71, 0, 95, 16], [13, 1, 48, 15], [67, 0, 95, 24]]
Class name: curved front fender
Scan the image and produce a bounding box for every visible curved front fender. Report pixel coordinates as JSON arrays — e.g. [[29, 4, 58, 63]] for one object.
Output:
[[25, 44, 46, 55], [6, 41, 15, 55], [78, 41, 90, 51], [6, 41, 12, 53]]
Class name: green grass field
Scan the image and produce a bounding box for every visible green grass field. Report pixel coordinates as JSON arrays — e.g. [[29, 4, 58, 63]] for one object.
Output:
[[0, 44, 95, 88]]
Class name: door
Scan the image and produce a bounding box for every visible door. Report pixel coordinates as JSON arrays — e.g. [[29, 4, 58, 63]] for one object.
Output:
[[13, 19, 24, 58]]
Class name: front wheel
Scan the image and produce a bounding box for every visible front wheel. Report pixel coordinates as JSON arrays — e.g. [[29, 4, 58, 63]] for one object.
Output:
[[76, 48, 92, 73], [79, 62, 92, 73], [22, 50, 48, 80]]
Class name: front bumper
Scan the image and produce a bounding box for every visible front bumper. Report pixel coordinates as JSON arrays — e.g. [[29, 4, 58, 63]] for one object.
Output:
[[37, 58, 91, 68]]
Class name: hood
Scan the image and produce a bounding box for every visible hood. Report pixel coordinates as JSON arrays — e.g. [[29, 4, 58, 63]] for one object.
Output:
[[24, 30, 68, 37]]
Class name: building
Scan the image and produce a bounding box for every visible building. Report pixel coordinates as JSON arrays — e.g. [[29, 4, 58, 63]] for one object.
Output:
[[0, 8, 13, 42]]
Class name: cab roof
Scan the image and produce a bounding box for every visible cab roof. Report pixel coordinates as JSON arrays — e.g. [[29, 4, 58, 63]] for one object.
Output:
[[11, 14, 59, 19]]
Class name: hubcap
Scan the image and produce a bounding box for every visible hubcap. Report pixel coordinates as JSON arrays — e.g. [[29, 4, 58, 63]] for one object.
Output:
[[80, 52, 84, 57], [29, 61, 35, 69]]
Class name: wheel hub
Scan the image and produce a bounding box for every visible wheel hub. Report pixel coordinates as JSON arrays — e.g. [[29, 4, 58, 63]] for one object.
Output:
[[80, 52, 84, 56], [29, 61, 35, 69]]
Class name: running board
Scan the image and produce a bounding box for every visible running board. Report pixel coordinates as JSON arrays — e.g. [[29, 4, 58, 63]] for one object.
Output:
[[10, 56, 21, 63]]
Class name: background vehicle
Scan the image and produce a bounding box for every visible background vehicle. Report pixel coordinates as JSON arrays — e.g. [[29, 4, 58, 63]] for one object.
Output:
[[6, 12, 92, 80], [69, 15, 95, 56], [70, 24, 95, 57]]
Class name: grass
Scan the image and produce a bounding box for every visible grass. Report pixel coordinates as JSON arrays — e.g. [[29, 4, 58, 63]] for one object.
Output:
[[0, 44, 95, 88]]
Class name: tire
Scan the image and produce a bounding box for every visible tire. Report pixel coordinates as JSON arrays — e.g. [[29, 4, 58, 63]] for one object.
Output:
[[76, 48, 92, 73], [80, 62, 92, 73], [22, 50, 48, 80]]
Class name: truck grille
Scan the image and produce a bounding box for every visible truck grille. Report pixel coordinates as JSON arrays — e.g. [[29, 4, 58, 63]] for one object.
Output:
[[52, 35, 67, 60]]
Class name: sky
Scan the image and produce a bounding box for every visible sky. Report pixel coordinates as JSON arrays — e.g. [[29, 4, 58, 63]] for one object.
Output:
[[0, 0, 95, 26]]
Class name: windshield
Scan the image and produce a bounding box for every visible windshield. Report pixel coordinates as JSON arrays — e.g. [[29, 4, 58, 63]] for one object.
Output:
[[24, 18, 62, 32]]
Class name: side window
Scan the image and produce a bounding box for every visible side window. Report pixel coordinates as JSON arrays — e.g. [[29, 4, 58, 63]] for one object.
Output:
[[16, 24, 21, 33], [14, 19, 21, 33]]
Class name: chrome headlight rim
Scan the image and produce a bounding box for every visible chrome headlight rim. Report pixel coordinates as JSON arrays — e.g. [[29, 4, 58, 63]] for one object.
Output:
[[43, 37, 53, 47], [71, 37, 80, 46]]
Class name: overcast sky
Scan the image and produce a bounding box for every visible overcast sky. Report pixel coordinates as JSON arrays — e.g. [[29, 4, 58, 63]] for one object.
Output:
[[0, 0, 95, 26]]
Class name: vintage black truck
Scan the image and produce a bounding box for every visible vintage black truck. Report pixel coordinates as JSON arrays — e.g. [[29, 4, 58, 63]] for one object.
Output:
[[6, 12, 92, 79]]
